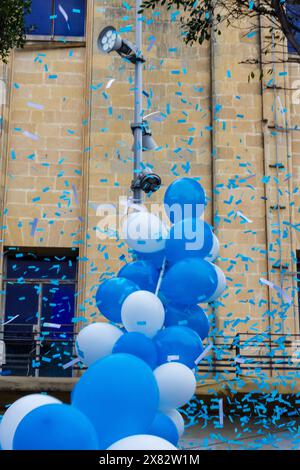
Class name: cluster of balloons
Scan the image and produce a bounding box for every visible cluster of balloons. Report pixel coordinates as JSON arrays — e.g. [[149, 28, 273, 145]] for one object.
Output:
[[0, 178, 226, 450]]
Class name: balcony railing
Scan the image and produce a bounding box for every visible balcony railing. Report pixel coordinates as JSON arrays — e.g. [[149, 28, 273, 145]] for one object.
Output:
[[197, 333, 300, 378], [1, 327, 300, 378]]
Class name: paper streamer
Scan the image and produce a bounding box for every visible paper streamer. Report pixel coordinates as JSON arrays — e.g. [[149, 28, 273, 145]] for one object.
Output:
[[30, 218, 38, 237], [167, 355, 180, 362], [236, 210, 253, 224], [260, 277, 292, 305], [2, 315, 20, 326], [27, 102, 44, 110], [23, 131, 39, 141], [235, 357, 245, 364], [106, 79, 116, 89], [43, 323, 61, 329], [63, 357, 80, 370], [219, 398, 224, 427], [59, 4, 69, 22]]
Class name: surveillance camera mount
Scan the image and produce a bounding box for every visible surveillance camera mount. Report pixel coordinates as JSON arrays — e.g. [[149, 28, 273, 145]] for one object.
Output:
[[130, 120, 152, 136]]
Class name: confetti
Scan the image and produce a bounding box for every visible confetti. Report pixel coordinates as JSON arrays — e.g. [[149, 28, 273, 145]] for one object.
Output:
[[27, 102, 44, 110], [106, 78, 116, 89], [62, 357, 80, 370], [2, 315, 20, 326], [23, 131, 39, 141]]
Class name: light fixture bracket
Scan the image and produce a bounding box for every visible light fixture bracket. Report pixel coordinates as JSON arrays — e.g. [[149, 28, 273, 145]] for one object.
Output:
[[117, 39, 146, 64]]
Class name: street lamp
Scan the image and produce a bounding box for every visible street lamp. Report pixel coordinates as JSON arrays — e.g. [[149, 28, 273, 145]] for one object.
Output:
[[97, 26, 145, 64], [97, 1, 161, 203]]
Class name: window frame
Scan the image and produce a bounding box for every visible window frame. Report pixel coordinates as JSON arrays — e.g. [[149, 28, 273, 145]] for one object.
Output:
[[286, 0, 300, 56], [1, 247, 79, 377], [25, 0, 86, 44]]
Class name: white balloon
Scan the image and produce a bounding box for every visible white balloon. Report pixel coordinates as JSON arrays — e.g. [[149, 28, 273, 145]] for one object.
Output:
[[121, 291, 165, 338], [0, 394, 61, 450], [206, 264, 226, 302], [108, 434, 177, 450], [205, 233, 220, 262], [154, 363, 196, 410], [76, 322, 123, 366], [122, 212, 168, 254], [164, 409, 185, 438]]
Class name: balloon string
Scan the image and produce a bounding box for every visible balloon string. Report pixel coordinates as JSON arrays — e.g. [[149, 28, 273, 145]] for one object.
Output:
[[155, 257, 167, 296]]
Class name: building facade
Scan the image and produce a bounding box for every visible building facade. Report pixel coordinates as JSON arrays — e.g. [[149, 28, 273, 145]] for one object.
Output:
[[0, 0, 299, 376]]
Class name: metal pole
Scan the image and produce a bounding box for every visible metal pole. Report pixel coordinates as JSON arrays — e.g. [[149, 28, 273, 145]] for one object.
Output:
[[133, 0, 143, 204]]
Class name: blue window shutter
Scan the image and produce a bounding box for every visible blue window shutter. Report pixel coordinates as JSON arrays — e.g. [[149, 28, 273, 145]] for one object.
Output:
[[54, 0, 86, 37], [25, 0, 54, 36]]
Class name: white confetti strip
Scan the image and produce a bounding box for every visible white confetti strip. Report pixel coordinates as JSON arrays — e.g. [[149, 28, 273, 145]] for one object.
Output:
[[260, 277, 292, 305], [59, 4, 69, 23], [235, 357, 245, 364], [194, 342, 213, 365], [23, 130, 39, 141], [106, 78, 116, 89], [167, 355, 180, 361], [236, 210, 253, 223], [43, 323, 61, 329], [2, 315, 19, 326], [63, 357, 80, 370], [219, 398, 224, 427], [27, 102, 44, 110]]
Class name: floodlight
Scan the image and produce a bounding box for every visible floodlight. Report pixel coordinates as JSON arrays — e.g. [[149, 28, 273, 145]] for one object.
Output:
[[131, 120, 158, 152], [141, 120, 158, 151], [98, 26, 122, 53], [98, 26, 145, 64]]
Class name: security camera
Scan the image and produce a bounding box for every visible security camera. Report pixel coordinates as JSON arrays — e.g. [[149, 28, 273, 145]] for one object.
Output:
[[131, 168, 161, 194]]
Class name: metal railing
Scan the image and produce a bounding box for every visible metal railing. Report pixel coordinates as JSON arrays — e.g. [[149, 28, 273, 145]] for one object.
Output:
[[1, 328, 300, 378], [197, 333, 300, 377], [0, 324, 79, 378]]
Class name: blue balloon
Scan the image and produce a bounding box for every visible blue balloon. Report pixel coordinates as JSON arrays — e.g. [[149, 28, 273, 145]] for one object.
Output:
[[96, 277, 139, 323], [161, 258, 218, 305], [154, 326, 203, 369], [118, 261, 159, 293], [164, 178, 206, 223], [165, 218, 213, 263], [72, 354, 159, 449], [135, 249, 166, 269], [165, 304, 210, 340], [13, 404, 98, 450], [148, 412, 179, 446], [113, 332, 158, 369]]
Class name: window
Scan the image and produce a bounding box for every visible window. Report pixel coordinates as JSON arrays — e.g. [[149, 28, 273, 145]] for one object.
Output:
[[286, 1, 300, 54], [1, 248, 78, 378], [25, 0, 86, 40], [298, 253, 300, 328]]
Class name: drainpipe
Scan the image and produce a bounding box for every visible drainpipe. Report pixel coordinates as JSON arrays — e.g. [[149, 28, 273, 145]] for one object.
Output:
[[281, 41, 298, 333], [270, 30, 288, 335], [260, 24, 298, 334], [259, 17, 273, 357], [210, 4, 218, 337], [0, 58, 13, 371], [0, 59, 13, 315]]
